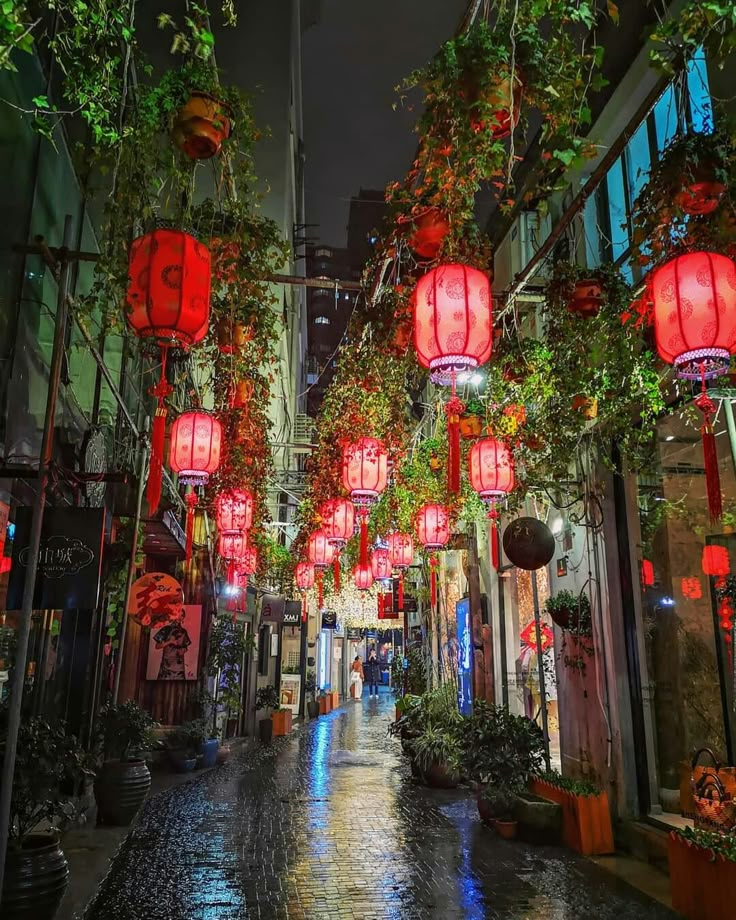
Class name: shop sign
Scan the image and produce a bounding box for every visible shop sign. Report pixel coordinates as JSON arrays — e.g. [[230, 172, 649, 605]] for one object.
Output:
[[282, 601, 302, 627], [346, 627, 362, 640], [8, 508, 106, 610], [260, 594, 285, 624], [321, 609, 337, 630], [455, 597, 473, 715], [378, 592, 399, 619]]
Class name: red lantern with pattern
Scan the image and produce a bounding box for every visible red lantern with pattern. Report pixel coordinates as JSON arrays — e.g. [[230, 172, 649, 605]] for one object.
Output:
[[320, 497, 354, 593], [218, 531, 247, 586], [169, 411, 222, 486], [308, 531, 336, 609], [388, 532, 414, 610], [295, 562, 315, 591], [353, 562, 374, 591], [371, 548, 392, 581], [469, 437, 515, 571], [417, 504, 450, 609], [126, 228, 211, 514], [342, 438, 388, 570], [651, 252, 736, 521], [215, 488, 253, 534]]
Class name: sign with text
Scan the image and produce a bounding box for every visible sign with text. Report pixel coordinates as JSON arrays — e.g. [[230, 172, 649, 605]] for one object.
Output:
[[346, 627, 362, 641], [321, 609, 337, 630], [282, 600, 302, 628], [260, 594, 285, 625], [8, 508, 106, 610], [378, 592, 399, 619], [455, 597, 473, 715]]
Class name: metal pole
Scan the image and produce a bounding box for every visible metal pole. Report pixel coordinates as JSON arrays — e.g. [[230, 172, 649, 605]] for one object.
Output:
[[530, 569, 552, 772], [111, 421, 150, 703], [0, 216, 74, 897], [721, 398, 736, 481]]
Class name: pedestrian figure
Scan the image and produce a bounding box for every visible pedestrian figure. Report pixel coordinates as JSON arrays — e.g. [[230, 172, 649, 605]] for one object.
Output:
[[350, 655, 364, 699], [364, 648, 381, 697]]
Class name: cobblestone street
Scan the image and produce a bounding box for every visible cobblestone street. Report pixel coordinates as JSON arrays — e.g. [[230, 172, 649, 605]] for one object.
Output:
[[82, 694, 674, 920]]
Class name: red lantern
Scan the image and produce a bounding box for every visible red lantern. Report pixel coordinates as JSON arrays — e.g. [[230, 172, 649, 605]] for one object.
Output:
[[388, 532, 413, 611], [295, 562, 315, 591], [320, 498, 355, 546], [237, 546, 257, 577], [416, 504, 450, 551], [702, 545, 730, 577], [651, 252, 736, 522], [371, 548, 392, 580], [126, 229, 211, 515], [218, 531, 247, 587], [169, 411, 222, 486], [469, 437, 515, 572], [342, 438, 389, 507], [353, 562, 374, 591], [414, 264, 492, 384], [307, 531, 336, 569], [215, 488, 253, 534]]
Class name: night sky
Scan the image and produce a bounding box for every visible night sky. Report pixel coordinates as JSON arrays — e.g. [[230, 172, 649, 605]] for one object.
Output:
[[302, 0, 469, 248]]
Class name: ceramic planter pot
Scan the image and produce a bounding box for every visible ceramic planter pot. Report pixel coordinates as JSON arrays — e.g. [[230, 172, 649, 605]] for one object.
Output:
[[516, 791, 562, 844], [272, 710, 292, 737], [568, 279, 603, 317], [167, 749, 197, 773], [216, 744, 231, 765], [318, 695, 331, 715], [673, 162, 726, 216], [495, 820, 518, 840], [172, 91, 233, 159], [1, 833, 69, 920], [469, 70, 523, 139], [307, 700, 320, 719], [198, 738, 219, 769], [94, 759, 151, 826], [424, 762, 458, 789], [258, 718, 273, 742], [458, 415, 483, 439], [406, 208, 450, 259]]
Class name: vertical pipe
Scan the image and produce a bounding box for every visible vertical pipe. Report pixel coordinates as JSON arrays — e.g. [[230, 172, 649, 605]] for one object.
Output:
[[531, 569, 552, 772], [0, 216, 74, 897], [111, 421, 150, 703]]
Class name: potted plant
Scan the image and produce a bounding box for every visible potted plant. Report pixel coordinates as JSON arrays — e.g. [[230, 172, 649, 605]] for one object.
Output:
[[0, 712, 90, 920], [668, 825, 736, 920], [164, 722, 201, 773], [255, 685, 281, 741], [172, 89, 233, 159], [411, 726, 462, 788], [530, 770, 614, 856], [479, 783, 520, 839], [545, 590, 592, 633], [459, 399, 485, 439], [305, 671, 319, 719], [92, 700, 156, 826]]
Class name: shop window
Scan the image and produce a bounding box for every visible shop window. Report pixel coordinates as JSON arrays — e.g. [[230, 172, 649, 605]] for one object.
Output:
[[314, 315, 330, 325]]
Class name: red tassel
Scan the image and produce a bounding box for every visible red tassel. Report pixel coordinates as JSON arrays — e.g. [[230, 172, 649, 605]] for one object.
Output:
[[430, 555, 438, 608], [696, 381, 722, 523], [227, 558, 236, 586], [489, 505, 499, 571], [333, 555, 340, 592], [398, 571, 404, 611], [318, 570, 324, 609], [147, 346, 172, 516], [301, 594, 308, 623], [184, 490, 197, 562], [359, 514, 368, 567], [445, 385, 465, 496]]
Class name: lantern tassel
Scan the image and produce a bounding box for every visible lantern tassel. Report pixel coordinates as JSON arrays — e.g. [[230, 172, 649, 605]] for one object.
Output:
[[430, 555, 438, 608], [333, 555, 340, 593], [445, 375, 465, 496], [318, 570, 324, 609], [488, 504, 499, 571], [301, 593, 308, 624], [398, 570, 404, 611], [359, 513, 369, 567], [147, 345, 172, 516], [696, 379, 722, 523], [184, 490, 197, 563]]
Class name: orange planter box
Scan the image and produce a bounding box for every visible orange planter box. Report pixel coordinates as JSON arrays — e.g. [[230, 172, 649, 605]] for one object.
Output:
[[668, 831, 736, 919], [530, 777, 614, 856], [329, 691, 339, 710], [318, 695, 331, 715], [271, 709, 292, 736]]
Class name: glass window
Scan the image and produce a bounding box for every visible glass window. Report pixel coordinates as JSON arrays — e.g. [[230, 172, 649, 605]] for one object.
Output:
[[687, 52, 712, 132], [625, 120, 652, 204], [653, 84, 680, 151], [583, 194, 601, 268], [314, 315, 330, 325], [605, 156, 630, 263]]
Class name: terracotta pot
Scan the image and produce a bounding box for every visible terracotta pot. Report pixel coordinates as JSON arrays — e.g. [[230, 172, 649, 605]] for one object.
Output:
[[232, 378, 253, 408], [329, 690, 339, 709], [216, 743, 231, 765], [318, 695, 332, 715], [406, 208, 450, 259], [571, 395, 598, 420], [668, 831, 736, 919], [458, 415, 483, 439], [1, 833, 68, 920], [424, 762, 458, 789], [217, 319, 252, 354], [470, 70, 523, 139], [477, 789, 495, 826], [495, 819, 518, 840], [673, 161, 727, 216], [272, 709, 292, 736], [529, 777, 614, 856], [172, 91, 233, 160], [568, 279, 603, 317]]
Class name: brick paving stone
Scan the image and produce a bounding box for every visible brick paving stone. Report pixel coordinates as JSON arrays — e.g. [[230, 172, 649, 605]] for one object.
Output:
[[82, 691, 675, 920]]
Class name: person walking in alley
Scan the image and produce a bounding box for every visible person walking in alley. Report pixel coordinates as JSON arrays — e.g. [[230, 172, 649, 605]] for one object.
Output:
[[364, 647, 381, 697], [350, 655, 364, 699]]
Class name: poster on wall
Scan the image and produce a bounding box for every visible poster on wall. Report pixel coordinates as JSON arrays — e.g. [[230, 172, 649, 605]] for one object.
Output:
[[455, 597, 473, 715], [279, 674, 301, 714], [146, 604, 202, 681]]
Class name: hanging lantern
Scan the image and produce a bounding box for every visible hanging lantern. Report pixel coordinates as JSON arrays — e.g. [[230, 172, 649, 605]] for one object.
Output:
[[215, 488, 253, 535], [236, 546, 257, 579], [218, 531, 247, 586], [320, 498, 355, 546], [651, 252, 736, 522], [295, 562, 315, 591], [308, 530, 336, 609], [416, 503, 450, 610], [342, 438, 389, 507], [353, 562, 374, 591], [469, 438, 515, 571], [371, 547, 392, 581], [169, 411, 222, 486], [702, 544, 730, 577], [387, 532, 413, 611], [126, 228, 211, 514]]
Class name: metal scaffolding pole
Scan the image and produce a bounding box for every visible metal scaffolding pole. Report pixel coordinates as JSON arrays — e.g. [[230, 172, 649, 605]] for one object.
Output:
[[0, 216, 74, 896]]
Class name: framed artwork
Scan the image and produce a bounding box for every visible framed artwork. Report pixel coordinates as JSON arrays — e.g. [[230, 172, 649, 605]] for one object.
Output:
[[146, 604, 202, 681]]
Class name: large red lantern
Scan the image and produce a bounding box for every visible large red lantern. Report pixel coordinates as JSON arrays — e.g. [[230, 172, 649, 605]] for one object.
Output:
[[417, 503, 450, 609], [371, 548, 392, 581], [320, 498, 355, 546], [127, 228, 211, 514], [414, 264, 492, 384], [218, 531, 247, 586], [353, 562, 374, 591], [169, 411, 222, 486], [295, 562, 315, 591], [308, 530, 336, 608], [651, 252, 736, 521], [388, 532, 414, 610], [342, 437, 389, 570], [469, 438, 515, 569], [215, 488, 253, 534]]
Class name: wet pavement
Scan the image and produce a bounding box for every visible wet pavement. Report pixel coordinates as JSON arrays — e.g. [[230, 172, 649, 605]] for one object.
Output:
[[83, 691, 675, 919]]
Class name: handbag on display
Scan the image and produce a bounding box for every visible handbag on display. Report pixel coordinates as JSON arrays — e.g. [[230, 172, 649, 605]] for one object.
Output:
[[691, 747, 736, 832]]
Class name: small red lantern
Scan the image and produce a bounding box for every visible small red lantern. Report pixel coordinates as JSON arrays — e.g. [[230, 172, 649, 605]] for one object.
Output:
[[169, 411, 222, 486], [371, 548, 392, 581], [308, 530, 336, 608], [215, 488, 253, 534], [342, 438, 389, 507], [320, 498, 355, 546], [295, 562, 315, 591], [641, 559, 655, 588], [218, 531, 247, 587], [237, 546, 257, 577], [702, 544, 730, 577], [681, 577, 702, 600], [417, 503, 450, 609], [388, 532, 413, 611], [651, 252, 736, 522], [126, 229, 211, 514], [353, 562, 374, 591], [469, 437, 515, 571], [414, 264, 492, 385]]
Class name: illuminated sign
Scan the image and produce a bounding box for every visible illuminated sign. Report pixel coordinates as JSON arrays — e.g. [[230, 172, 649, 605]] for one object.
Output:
[[455, 597, 473, 715]]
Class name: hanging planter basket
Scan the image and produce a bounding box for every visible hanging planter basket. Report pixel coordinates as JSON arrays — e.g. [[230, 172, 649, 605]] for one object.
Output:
[[571, 395, 598, 420], [458, 414, 483, 439], [673, 161, 727, 216], [468, 70, 523, 139], [545, 590, 592, 634], [216, 318, 252, 354], [404, 207, 450, 259], [567, 279, 603, 317], [172, 91, 234, 160]]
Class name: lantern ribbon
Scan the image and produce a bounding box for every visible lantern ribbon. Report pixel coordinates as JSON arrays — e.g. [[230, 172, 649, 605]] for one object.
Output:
[[333, 554, 341, 593], [696, 368, 723, 523], [487, 503, 499, 571], [430, 554, 438, 608], [317, 570, 324, 609], [359, 511, 369, 567], [184, 489, 198, 563], [398, 570, 404, 611], [445, 376, 465, 495], [147, 345, 172, 516]]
